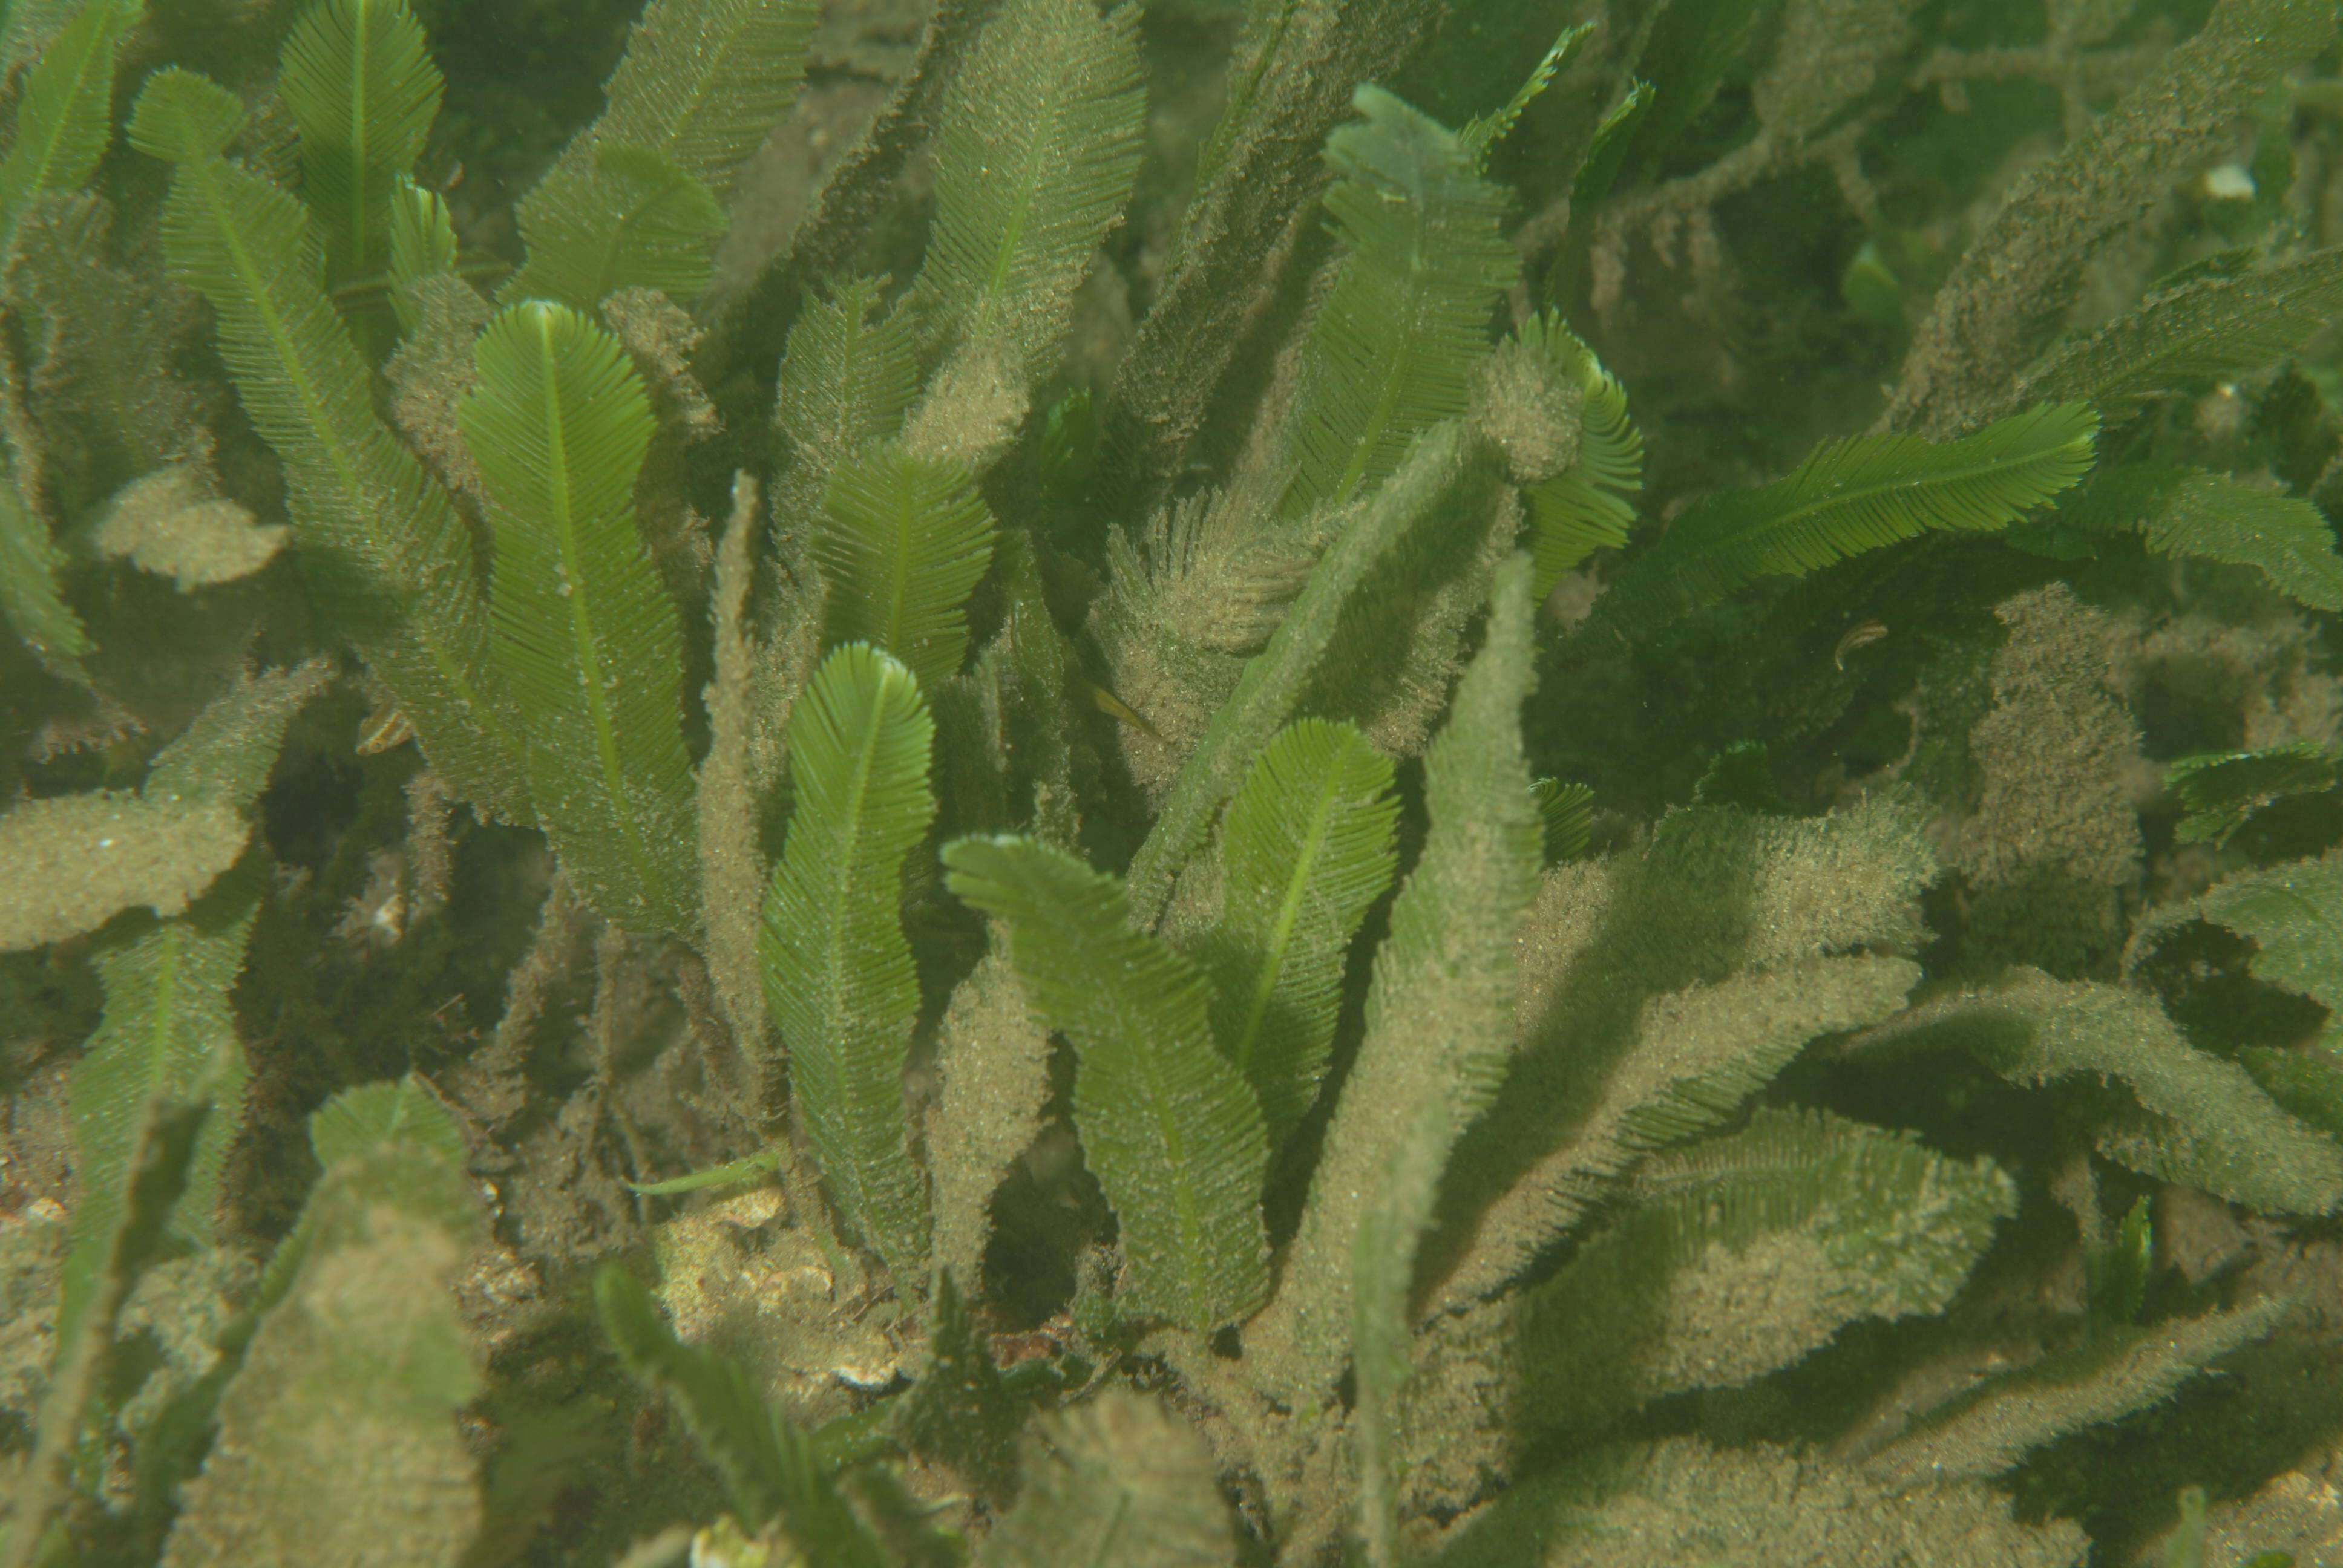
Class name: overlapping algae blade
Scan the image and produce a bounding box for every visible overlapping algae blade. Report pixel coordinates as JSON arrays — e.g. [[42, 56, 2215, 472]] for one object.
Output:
[[10, 0, 2343, 1563]]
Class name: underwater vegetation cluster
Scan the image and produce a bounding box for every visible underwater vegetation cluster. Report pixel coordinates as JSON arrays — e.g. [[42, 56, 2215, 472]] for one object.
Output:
[[7, 0, 2343, 1561]]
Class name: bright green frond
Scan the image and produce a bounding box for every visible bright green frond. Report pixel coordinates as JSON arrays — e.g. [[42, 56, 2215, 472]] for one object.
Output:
[[278, 0, 443, 289], [129, 69, 526, 818], [2080, 466, 2343, 612], [1519, 312, 1643, 598], [1570, 79, 1655, 212], [1604, 401, 2099, 626], [1282, 85, 1518, 514], [912, 0, 1147, 383], [942, 835, 1271, 1331], [814, 440, 998, 690], [759, 643, 936, 1289], [1201, 717, 1399, 1143], [385, 173, 456, 332], [0, 0, 137, 249], [462, 299, 696, 933], [506, 0, 817, 306]]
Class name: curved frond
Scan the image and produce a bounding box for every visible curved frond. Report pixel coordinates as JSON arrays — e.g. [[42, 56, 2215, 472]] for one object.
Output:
[[1282, 86, 1518, 514], [461, 300, 696, 933], [2080, 466, 2343, 612], [942, 835, 1271, 1331], [0, 468, 88, 675], [278, 0, 443, 288], [759, 644, 936, 1289], [385, 174, 456, 332], [1518, 312, 1643, 598], [814, 440, 998, 691], [1202, 717, 1399, 1142], [1604, 401, 2099, 627]]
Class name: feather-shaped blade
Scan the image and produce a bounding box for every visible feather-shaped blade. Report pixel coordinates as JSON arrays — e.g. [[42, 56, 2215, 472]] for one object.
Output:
[[1202, 718, 1398, 1143], [385, 173, 456, 332], [759, 644, 936, 1289], [0, 0, 137, 251], [1518, 313, 1644, 599], [943, 835, 1271, 1331], [1282, 86, 1518, 514], [127, 68, 528, 820], [910, 0, 1146, 382], [506, 0, 818, 307], [775, 276, 920, 476], [277, 0, 444, 289], [460, 300, 697, 933], [814, 441, 998, 691], [1603, 400, 2099, 628], [2078, 466, 2343, 612]]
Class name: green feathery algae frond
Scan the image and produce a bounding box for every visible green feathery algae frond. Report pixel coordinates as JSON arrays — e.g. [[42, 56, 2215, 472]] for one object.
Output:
[[1251, 556, 1541, 1402], [2074, 465, 2343, 612], [0, 0, 137, 251], [1854, 970, 2343, 1215], [943, 836, 1271, 1331], [597, 1264, 894, 1567], [460, 299, 697, 934], [1282, 85, 1518, 514], [277, 0, 444, 289], [57, 878, 257, 1355], [759, 644, 936, 1290], [2164, 741, 2338, 847], [2019, 248, 2343, 415], [1200, 717, 1399, 1143], [1517, 311, 1644, 598], [506, 0, 818, 307], [1602, 400, 2099, 627], [774, 275, 920, 477], [814, 440, 998, 691], [2135, 849, 2343, 1019], [1458, 24, 1589, 165], [1570, 79, 1655, 213], [1512, 1109, 2015, 1442], [1532, 777, 1594, 861], [385, 173, 455, 332], [127, 68, 528, 820], [910, 0, 1146, 384], [0, 466, 89, 675]]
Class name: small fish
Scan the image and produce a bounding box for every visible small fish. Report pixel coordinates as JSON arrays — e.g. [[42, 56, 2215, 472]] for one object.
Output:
[[1833, 618, 1889, 671], [1080, 678, 1163, 739]]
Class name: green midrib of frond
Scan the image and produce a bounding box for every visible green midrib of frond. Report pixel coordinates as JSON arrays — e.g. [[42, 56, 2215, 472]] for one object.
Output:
[[1708, 447, 2056, 556], [339, 0, 373, 275], [176, 151, 491, 728], [526, 322, 665, 912], [0, 8, 113, 222], [968, 57, 1069, 347], [1231, 770, 1344, 1079]]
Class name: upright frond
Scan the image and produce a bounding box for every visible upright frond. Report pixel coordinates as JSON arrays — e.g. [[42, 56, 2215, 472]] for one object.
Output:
[[774, 276, 920, 477], [1201, 718, 1399, 1142], [0, 468, 88, 675], [1602, 401, 2098, 628], [1282, 86, 1518, 514], [943, 837, 1271, 1331], [128, 68, 528, 819], [0, 0, 136, 251], [385, 174, 456, 332], [759, 644, 936, 1290], [277, 0, 444, 289], [506, 0, 818, 307], [1517, 313, 1643, 598], [814, 441, 998, 691], [911, 0, 1147, 383], [460, 300, 697, 933]]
